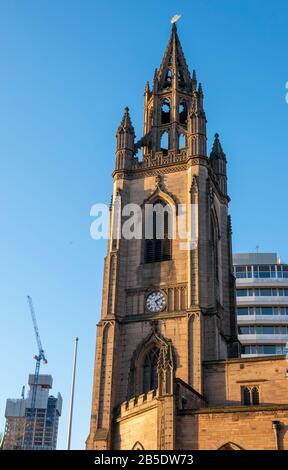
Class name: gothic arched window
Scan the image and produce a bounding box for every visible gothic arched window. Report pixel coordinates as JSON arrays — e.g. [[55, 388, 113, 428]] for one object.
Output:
[[251, 387, 260, 405], [243, 387, 251, 405], [242, 386, 260, 406], [178, 70, 185, 88], [149, 108, 154, 130], [143, 347, 159, 394], [179, 101, 187, 125], [161, 100, 170, 124], [218, 442, 243, 450], [144, 200, 172, 264], [160, 131, 169, 153], [179, 133, 186, 150], [164, 69, 172, 88], [132, 441, 145, 450], [211, 214, 219, 281]]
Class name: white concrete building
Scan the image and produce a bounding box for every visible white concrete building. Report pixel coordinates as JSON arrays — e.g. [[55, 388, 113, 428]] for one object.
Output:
[[233, 253, 288, 357], [4, 374, 62, 450]]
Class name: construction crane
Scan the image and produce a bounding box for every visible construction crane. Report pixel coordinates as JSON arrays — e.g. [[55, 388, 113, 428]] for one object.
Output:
[[26, 295, 47, 446]]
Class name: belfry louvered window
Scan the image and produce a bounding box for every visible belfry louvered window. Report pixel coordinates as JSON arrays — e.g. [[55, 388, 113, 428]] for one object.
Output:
[[144, 200, 171, 263], [161, 99, 170, 124]]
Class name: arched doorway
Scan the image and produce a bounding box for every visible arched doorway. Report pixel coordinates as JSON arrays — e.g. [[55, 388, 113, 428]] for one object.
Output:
[[132, 441, 145, 450], [218, 442, 244, 450]]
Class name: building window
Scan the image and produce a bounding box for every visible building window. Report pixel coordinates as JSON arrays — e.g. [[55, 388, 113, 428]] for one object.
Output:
[[211, 215, 219, 281], [218, 442, 243, 450], [144, 200, 172, 263], [242, 344, 287, 355], [238, 326, 249, 335], [263, 345, 278, 355], [234, 264, 288, 279], [149, 108, 154, 130], [235, 266, 245, 277], [251, 387, 260, 405], [238, 325, 288, 335], [178, 70, 185, 88], [243, 387, 251, 405], [261, 307, 273, 315], [237, 307, 249, 316], [242, 386, 260, 405], [179, 101, 187, 125], [164, 69, 172, 88], [142, 348, 159, 394], [132, 441, 145, 450], [160, 131, 169, 155], [179, 133, 186, 150], [237, 306, 288, 316], [161, 99, 170, 124], [236, 289, 248, 297]]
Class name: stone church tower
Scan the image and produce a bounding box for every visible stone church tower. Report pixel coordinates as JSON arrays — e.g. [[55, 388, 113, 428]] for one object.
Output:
[[87, 25, 288, 451]]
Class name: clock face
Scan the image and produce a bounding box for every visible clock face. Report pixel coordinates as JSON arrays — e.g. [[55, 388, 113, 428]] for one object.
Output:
[[146, 291, 166, 313]]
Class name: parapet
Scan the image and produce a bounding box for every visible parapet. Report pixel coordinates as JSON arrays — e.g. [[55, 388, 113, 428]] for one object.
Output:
[[115, 390, 158, 419]]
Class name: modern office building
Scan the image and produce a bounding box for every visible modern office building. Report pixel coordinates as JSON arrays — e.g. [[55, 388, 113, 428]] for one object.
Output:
[[4, 374, 62, 450], [233, 252, 288, 357]]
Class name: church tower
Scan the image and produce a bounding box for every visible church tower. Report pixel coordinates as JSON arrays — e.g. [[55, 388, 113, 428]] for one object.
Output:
[[86, 24, 239, 451]]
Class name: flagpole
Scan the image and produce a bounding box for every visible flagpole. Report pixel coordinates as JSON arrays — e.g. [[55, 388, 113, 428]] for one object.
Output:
[[67, 337, 78, 450]]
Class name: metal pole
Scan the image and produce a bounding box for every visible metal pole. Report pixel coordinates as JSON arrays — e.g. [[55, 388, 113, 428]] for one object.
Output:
[[67, 337, 79, 450]]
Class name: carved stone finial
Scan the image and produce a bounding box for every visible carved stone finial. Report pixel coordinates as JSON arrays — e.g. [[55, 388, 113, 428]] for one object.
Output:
[[190, 175, 199, 193], [208, 186, 214, 206], [155, 175, 164, 189], [149, 319, 159, 334]]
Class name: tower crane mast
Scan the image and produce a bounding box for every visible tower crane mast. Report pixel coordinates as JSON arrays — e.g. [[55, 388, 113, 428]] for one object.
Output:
[[26, 295, 47, 448]]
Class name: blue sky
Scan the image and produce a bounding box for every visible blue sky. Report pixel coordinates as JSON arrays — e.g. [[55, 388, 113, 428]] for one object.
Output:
[[0, 0, 287, 449]]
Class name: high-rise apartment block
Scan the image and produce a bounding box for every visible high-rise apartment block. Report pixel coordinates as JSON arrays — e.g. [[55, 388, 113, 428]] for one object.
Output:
[[4, 374, 62, 450], [234, 253, 288, 357]]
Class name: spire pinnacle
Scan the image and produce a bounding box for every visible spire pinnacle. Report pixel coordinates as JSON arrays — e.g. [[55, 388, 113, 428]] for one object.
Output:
[[116, 107, 135, 164], [192, 69, 197, 91], [156, 22, 191, 90], [210, 133, 225, 158], [118, 106, 134, 134], [210, 133, 227, 195]]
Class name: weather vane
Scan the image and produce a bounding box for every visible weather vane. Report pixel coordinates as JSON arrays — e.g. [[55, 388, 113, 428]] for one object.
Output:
[[171, 14, 181, 24]]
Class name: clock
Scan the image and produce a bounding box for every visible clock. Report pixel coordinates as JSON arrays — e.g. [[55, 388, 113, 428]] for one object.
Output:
[[146, 291, 166, 313]]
